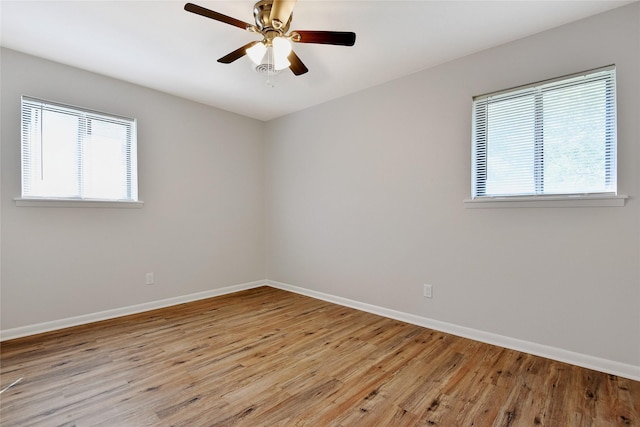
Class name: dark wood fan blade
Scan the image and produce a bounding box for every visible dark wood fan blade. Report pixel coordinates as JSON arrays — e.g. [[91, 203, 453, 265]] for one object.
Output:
[[269, 0, 296, 28], [217, 41, 259, 64], [288, 50, 308, 76], [292, 30, 356, 46], [184, 3, 253, 31]]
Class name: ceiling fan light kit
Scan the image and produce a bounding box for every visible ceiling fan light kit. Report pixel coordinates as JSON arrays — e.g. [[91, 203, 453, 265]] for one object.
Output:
[[250, 43, 290, 87], [247, 36, 291, 69], [184, 0, 356, 85]]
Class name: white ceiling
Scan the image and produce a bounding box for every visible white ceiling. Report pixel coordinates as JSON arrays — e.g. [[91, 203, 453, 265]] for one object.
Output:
[[1, 1, 635, 121]]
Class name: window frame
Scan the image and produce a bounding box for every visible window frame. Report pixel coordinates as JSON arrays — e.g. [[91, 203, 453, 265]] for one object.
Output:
[[466, 66, 626, 208], [17, 96, 143, 208]]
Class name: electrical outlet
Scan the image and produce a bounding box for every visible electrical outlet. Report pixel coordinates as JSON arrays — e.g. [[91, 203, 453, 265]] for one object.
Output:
[[146, 272, 155, 285], [423, 284, 433, 298]]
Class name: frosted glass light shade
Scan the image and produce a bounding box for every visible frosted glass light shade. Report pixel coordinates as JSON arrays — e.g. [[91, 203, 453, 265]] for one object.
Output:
[[273, 37, 292, 57], [272, 37, 291, 71], [246, 42, 267, 64], [273, 54, 290, 71]]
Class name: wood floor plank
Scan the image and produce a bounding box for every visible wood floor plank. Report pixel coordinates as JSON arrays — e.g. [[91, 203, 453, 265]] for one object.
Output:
[[1, 286, 638, 426]]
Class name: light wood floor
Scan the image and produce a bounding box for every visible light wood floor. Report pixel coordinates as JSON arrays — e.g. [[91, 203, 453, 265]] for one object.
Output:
[[1, 287, 638, 426]]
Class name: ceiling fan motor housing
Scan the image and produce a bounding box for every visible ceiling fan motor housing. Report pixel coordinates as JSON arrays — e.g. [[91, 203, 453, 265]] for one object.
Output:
[[253, 0, 291, 33]]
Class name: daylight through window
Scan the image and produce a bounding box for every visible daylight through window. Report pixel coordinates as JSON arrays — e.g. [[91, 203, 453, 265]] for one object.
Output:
[[21, 96, 138, 201], [471, 66, 616, 199]]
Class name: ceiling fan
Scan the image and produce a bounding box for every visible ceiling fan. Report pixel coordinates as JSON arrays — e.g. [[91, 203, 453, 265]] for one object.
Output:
[[184, 1, 356, 77]]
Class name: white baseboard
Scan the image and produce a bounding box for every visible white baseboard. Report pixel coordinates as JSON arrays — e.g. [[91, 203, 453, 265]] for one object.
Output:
[[267, 280, 640, 382], [0, 280, 267, 342], [2, 278, 638, 381]]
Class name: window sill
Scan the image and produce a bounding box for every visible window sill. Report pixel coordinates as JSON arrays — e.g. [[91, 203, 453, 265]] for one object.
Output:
[[463, 194, 628, 209], [14, 197, 144, 208]]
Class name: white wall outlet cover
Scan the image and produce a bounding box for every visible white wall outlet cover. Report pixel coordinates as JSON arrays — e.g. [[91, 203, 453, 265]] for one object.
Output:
[[423, 284, 433, 298]]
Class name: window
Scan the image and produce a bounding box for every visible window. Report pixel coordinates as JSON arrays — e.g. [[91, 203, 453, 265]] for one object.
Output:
[[21, 96, 138, 203], [471, 66, 617, 201]]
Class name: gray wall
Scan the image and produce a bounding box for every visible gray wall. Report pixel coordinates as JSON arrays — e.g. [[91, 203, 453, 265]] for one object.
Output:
[[265, 4, 640, 367], [1, 48, 266, 329]]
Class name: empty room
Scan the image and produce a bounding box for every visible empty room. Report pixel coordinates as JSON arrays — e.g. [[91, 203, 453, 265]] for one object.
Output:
[[1, 0, 639, 425]]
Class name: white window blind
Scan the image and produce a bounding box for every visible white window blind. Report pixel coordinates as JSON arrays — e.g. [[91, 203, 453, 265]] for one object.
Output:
[[471, 66, 616, 199], [21, 96, 138, 201]]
